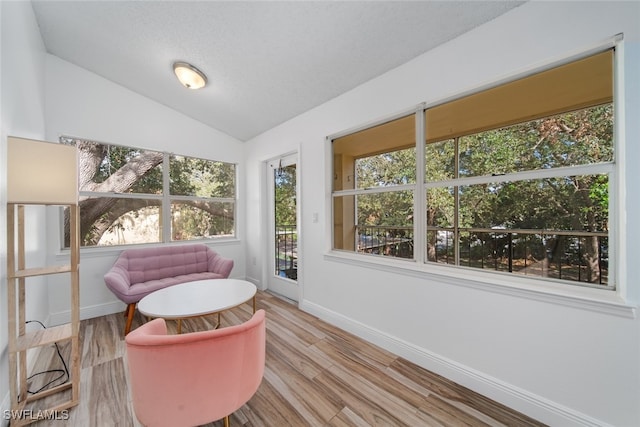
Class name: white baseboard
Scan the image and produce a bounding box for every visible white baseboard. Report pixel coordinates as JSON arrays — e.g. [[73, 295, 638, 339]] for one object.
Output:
[[299, 299, 611, 427], [49, 300, 125, 326]]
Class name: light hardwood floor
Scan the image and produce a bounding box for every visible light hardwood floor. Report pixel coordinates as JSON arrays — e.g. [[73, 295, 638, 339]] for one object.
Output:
[[23, 291, 546, 426]]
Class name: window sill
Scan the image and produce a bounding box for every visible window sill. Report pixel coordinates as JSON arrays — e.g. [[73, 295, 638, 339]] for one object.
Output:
[[324, 251, 636, 319], [55, 238, 242, 260]]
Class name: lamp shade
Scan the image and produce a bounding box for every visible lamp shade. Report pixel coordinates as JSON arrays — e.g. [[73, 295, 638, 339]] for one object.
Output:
[[7, 136, 78, 204], [173, 62, 207, 89]]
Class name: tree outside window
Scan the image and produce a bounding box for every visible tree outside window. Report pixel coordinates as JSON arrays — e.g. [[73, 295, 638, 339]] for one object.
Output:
[[62, 138, 235, 247], [426, 105, 612, 285], [331, 49, 615, 289]]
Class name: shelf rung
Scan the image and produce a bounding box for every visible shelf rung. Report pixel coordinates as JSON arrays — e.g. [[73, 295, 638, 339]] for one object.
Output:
[[25, 382, 73, 402], [11, 265, 73, 278], [14, 324, 73, 351]]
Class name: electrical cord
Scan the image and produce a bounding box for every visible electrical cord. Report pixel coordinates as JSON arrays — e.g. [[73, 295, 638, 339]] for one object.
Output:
[[24, 320, 70, 395]]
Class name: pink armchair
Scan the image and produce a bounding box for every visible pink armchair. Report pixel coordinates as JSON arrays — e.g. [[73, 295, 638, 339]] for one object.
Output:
[[125, 309, 266, 427]]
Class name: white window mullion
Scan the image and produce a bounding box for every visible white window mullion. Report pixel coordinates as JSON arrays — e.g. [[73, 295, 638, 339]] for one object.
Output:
[[162, 153, 171, 242], [414, 107, 426, 264], [169, 195, 235, 203], [611, 38, 625, 296], [332, 183, 416, 197], [424, 162, 614, 189], [78, 191, 164, 200], [454, 137, 460, 266]]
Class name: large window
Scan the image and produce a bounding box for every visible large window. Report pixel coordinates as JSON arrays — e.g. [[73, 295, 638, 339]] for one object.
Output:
[[333, 115, 415, 258], [331, 49, 615, 289], [62, 138, 236, 247], [426, 106, 612, 286]]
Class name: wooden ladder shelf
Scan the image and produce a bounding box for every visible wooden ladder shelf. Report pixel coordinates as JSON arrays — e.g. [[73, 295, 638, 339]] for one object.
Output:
[[6, 203, 80, 426]]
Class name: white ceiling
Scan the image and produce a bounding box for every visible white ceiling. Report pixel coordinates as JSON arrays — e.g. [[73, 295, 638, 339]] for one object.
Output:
[[31, 1, 524, 142]]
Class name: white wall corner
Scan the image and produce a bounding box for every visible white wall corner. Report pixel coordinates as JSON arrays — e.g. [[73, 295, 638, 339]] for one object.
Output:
[[244, 276, 265, 291]]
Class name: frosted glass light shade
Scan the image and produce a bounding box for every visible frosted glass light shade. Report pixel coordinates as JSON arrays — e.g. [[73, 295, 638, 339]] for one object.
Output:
[[7, 136, 78, 204], [173, 62, 207, 89]]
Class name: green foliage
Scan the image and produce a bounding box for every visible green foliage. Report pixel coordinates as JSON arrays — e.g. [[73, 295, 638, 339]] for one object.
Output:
[[168, 157, 236, 240], [274, 165, 296, 226], [355, 148, 414, 226], [430, 104, 613, 234], [350, 104, 612, 283], [354, 105, 612, 233], [172, 202, 234, 240], [170, 156, 236, 198], [356, 148, 416, 188]]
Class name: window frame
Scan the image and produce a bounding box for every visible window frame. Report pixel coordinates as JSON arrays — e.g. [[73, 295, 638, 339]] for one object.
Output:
[[61, 137, 238, 248], [331, 108, 421, 259], [327, 40, 632, 313], [424, 145, 615, 290], [165, 153, 237, 242]]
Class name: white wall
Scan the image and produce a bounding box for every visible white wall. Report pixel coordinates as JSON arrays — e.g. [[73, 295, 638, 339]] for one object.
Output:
[[0, 0, 50, 418], [43, 55, 247, 322], [244, 2, 640, 426]]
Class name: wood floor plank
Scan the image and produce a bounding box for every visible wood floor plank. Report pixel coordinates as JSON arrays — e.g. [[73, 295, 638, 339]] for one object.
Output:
[[261, 299, 328, 341], [262, 361, 341, 426], [241, 375, 309, 426], [313, 366, 420, 427], [266, 329, 329, 379], [25, 291, 545, 427], [312, 337, 430, 410], [419, 394, 494, 427], [390, 358, 542, 427], [383, 364, 508, 427], [327, 407, 375, 427], [317, 323, 398, 370], [80, 314, 124, 368], [263, 305, 327, 347], [87, 358, 134, 425]]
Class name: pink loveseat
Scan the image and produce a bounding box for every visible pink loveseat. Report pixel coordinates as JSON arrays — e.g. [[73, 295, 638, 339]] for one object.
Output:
[[104, 244, 234, 334]]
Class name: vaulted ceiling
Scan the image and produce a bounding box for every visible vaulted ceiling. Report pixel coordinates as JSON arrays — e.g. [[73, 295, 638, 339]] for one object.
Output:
[[31, 1, 524, 141]]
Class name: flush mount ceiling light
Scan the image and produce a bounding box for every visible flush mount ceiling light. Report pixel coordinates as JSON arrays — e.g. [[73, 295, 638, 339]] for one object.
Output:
[[173, 61, 207, 89]]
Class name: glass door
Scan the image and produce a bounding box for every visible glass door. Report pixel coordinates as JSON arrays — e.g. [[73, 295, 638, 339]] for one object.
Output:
[[267, 153, 298, 301]]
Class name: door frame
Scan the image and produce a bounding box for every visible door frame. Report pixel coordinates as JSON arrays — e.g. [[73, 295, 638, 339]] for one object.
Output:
[[262, 150, 301, 302]]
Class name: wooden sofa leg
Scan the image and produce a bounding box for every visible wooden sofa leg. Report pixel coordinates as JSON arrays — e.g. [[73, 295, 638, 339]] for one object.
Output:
[[124, 303, 136, 335]]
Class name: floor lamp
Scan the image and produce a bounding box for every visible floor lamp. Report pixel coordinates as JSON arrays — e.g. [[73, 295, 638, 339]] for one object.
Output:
[[6, 136, 81, 425]]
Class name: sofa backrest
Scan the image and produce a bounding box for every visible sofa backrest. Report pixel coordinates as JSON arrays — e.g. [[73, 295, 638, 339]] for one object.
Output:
[[119, 244, 214, 284]]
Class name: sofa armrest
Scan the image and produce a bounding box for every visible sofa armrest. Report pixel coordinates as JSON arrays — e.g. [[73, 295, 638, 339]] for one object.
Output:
[[104, 263, 132, 300], [207, 250, 234, 278]]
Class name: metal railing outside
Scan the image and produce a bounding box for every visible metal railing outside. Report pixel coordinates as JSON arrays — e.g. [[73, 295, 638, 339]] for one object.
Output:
[[428, 227, 609, 286], [355, 225, 609, 286], [356, 225, 414, 259], [275, 225, 297, 280]]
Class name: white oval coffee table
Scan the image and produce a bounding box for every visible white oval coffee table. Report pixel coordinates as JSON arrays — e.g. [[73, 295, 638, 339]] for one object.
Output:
[[137, 279, 257, 333]]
